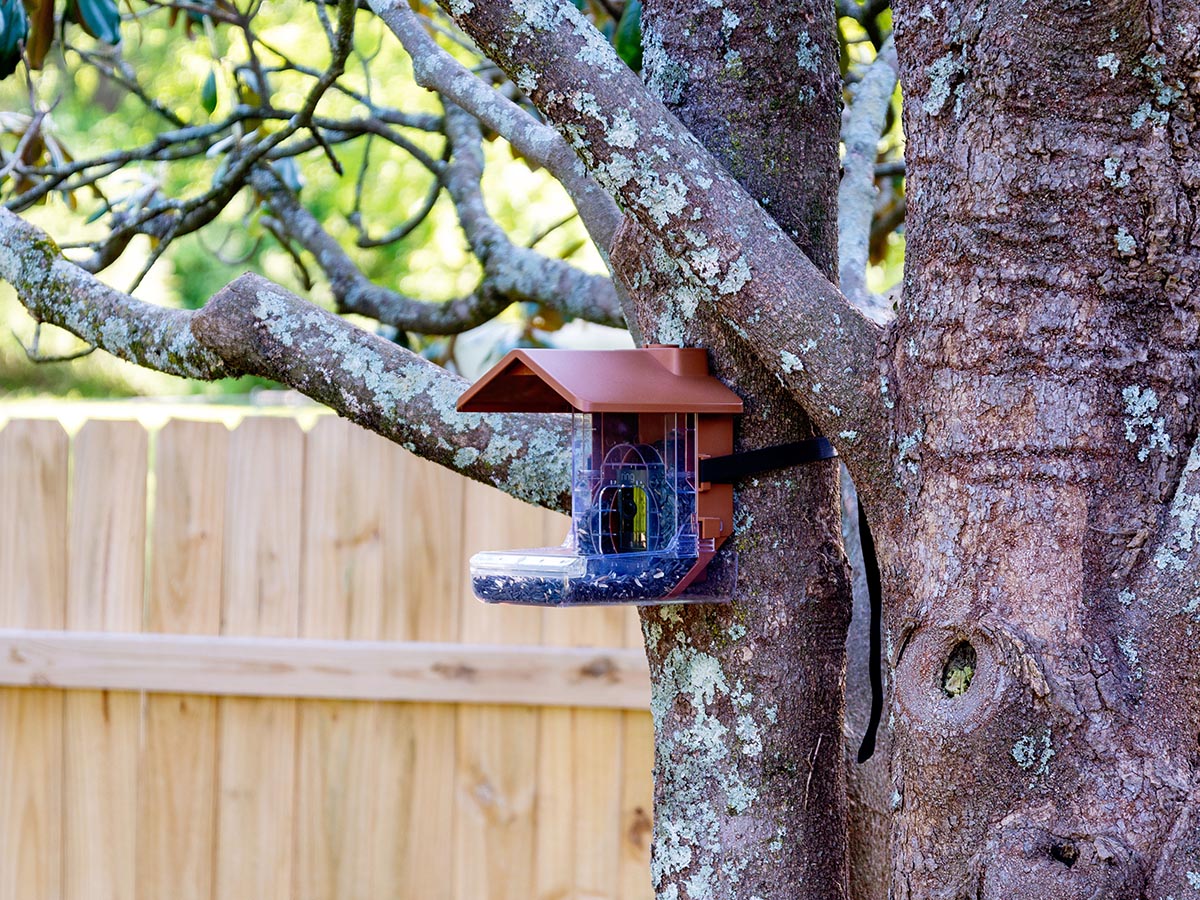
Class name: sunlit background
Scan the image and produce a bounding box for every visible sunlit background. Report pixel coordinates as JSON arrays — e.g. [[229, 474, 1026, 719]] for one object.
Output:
[[0, 0, 903, 399]]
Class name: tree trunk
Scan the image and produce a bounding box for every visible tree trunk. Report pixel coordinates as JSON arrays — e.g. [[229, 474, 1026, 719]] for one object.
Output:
[[880, 2, 1200, 895], [609, 3, 857, 898]]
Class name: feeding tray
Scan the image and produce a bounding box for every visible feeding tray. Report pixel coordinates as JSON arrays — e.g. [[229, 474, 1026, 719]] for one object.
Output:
[[457, 346, 742, 607]]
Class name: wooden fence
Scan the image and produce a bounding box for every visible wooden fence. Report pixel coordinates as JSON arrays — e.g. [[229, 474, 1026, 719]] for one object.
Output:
[[0, 410, 654, 900]]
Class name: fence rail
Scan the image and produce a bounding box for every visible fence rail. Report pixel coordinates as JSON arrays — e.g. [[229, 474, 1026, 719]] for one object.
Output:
[[0, 630, 651, 708], [0, 410, 654, 900]]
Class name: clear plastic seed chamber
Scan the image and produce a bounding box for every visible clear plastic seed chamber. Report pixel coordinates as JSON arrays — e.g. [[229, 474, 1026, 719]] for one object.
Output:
[[472, 411, 703, 604], [457, 346, 743, 607]]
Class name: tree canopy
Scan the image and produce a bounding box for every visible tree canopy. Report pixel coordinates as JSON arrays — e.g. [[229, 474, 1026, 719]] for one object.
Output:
[[0, 0, 902, 395]]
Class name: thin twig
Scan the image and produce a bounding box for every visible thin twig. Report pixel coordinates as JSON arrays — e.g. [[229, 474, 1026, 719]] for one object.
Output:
[[13, 323, 98, 363], [353, 159, 445, 248], [259, 215, 315, 290], [527, 212, 578, 248]]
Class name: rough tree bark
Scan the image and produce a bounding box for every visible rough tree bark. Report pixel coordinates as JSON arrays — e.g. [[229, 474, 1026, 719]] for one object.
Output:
[[620, 3, 853, 899], [877, 2, 1200, 897], [444, 0, 1200, 895]]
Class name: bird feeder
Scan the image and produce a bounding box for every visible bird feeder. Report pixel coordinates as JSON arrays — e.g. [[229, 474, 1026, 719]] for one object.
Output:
[[457, 345, 743, 606]]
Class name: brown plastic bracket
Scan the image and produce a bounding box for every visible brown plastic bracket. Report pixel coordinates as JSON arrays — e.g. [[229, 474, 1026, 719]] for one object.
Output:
[[696, 413, 734, 553], [665, 550, 716, 599]]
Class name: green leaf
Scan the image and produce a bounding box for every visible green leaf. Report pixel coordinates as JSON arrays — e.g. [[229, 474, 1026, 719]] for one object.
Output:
[[613, 0, 642, 72], [0, 0, 30, 80], [21, 0, 53, 69], [67, 0, 121, 45], [201, 68, 218, 115]]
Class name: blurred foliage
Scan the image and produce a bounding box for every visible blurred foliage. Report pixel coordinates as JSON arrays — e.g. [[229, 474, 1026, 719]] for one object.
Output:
[[0, 0, 903, 399], [0, 0, 611, 396]]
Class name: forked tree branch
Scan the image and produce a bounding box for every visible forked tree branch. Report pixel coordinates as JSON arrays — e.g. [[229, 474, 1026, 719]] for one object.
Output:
[[381, 0, 891, 483], [252, 151, 624, 333], [0, 208, 572, 509], [367, 0, 624, 252]]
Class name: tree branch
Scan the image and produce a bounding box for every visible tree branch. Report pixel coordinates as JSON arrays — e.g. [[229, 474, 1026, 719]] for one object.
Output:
[[838, 38, 898, 322], [419, 0, 891, 486], [439, 102, 624, 324], [58, 0, 361, 288], [0, 209, 229, 378], [1122, 426, 1200, 763], [0, 207, 572, 509], [352, 174, 441, 248], [193, 274, 573, 509], [365, 0, 623, 253], [251, 158, 623, 332], [5, 113, 261, 212], [257, 55, 445, 132], [1140, 433, 1200, 607]]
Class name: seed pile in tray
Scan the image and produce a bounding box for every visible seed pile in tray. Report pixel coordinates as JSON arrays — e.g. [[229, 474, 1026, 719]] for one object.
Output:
[[472, 556, 696, 606]]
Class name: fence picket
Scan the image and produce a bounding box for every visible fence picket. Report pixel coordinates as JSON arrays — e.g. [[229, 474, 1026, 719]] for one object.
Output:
[[456, 480, 544, 900], [383, 447, 466, 899], [0, 420, 68, 900], [64, 420, 148, 900], [569, 595, 627, 900], [138, 419, 228, 900], [536, 512, 577, 900], [619, 711, 655, 900], [295, 417, 394, 900], [621, 609, 655, 900], [215, 417, 304, 900]]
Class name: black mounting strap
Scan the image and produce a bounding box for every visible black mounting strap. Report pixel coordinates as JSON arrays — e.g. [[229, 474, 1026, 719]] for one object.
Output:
[[699, 437, 838, 484], [856, 499, 884, 764], [697, 436, 885, 767]]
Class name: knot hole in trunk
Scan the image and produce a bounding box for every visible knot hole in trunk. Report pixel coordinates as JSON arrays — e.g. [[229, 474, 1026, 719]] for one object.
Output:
[[942, 640, 977, 697]]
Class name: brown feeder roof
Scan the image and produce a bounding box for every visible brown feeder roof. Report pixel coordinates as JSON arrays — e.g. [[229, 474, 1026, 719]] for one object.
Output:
[[457, 346, 744, 414]]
